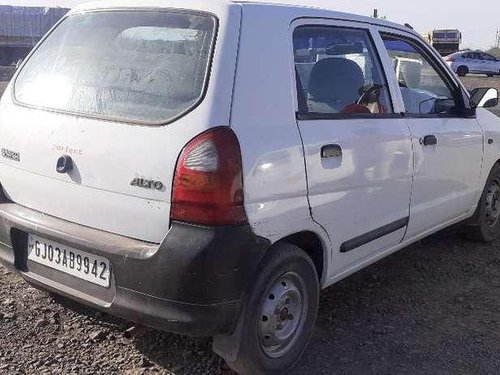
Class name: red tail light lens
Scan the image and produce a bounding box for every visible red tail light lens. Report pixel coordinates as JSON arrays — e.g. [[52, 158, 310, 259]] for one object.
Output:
[[445, 57, 455, 62], [171, 127, 247, 226]]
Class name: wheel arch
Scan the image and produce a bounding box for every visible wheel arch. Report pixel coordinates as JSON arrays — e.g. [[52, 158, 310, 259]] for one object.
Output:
[[485, 158, 500, 184], [470, 157, 500, 217], [274, 231, 327, 286], [493, 158, 500, 167], [465, 161, 500, 241]]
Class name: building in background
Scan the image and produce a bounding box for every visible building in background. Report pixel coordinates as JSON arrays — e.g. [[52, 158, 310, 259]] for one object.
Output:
[[0, 6, 69, 66]]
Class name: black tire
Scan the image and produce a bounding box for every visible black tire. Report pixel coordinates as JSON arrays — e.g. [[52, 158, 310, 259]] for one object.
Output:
[[465, 164, 500, 242], [0, 49, 12, 66], [457, 66, 468, 77], [488, 73, 494, 78], [215, 243, 319, 375]]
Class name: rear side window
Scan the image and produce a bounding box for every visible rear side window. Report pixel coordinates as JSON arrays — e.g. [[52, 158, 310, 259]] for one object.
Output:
[[14, 11, 217, 124], [294, 26, 392, 118], [465, 53, 479, 60]]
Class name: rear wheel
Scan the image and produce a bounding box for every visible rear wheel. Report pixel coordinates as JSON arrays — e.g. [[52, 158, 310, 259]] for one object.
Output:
[[214, 243, 319, 375], [465, 164, 500, 242], [457, 66, 468, 77]]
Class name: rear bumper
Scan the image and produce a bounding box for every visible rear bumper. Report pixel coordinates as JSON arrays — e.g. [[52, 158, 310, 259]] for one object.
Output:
[[0, 201, 270, 336]]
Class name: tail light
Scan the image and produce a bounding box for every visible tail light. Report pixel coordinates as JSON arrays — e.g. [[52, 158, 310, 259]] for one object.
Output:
[[445, 57, 455, 62], [171, 127, 247, 226]]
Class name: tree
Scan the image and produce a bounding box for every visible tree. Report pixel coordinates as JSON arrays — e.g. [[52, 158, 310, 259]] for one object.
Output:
[[488, 47, 500, 57]]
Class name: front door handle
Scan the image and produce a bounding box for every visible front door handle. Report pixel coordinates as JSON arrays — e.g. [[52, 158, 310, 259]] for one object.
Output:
[[421, 135, 438, 146], [321, 144, 343, 158]]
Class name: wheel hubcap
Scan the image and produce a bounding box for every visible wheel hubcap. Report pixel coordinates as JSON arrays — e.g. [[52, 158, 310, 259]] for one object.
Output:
[[258, 272, 307, 358], [485, 180, 500, 227]]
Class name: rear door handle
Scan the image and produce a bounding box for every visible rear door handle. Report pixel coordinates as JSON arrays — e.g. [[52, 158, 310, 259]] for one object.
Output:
[[420, 135, 438, 146], [321, 144, 343, 158]]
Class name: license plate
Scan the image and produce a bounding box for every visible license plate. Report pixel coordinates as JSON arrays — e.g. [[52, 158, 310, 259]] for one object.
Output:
[[27, 234, 111, 288]]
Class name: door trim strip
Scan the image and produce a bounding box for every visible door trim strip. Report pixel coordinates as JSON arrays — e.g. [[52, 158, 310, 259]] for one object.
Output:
[[340, 217, 409, 253]]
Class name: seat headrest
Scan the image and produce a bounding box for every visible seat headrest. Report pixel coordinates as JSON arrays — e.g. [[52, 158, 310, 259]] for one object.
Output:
[[308, 58, 364, 104]]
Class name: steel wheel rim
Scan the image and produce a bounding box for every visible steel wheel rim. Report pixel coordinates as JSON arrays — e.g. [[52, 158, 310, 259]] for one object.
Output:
[[258, 272, 308, 358], [485, 179, 500, 228]]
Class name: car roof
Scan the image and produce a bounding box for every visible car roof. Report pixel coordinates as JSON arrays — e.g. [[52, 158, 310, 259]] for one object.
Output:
[[71, 0, 415, 35], [233, 1, 407, 28]]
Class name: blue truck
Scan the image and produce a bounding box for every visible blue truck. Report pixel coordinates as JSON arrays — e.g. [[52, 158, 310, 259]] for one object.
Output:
[[0, 5, 69, 66]]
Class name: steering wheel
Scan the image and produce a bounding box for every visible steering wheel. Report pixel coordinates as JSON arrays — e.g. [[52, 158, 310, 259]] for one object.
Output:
[[357, 84, 386, 113]]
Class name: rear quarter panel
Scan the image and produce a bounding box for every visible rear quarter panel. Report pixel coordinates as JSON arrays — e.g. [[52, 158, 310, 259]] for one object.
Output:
[[230, 4, 331, 282]]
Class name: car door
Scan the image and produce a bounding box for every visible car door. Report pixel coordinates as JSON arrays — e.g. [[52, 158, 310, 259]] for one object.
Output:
[[292, 19, 413, 277], [378, 31, 483, 239], [475, 53, 490, 73], [464, 52, 481, 73], [481, 53, 500, 74]]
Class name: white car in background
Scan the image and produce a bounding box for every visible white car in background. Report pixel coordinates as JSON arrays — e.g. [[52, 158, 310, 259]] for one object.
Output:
[[446, 50, 500, 77]]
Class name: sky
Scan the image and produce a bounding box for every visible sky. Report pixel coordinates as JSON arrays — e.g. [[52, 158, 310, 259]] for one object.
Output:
[[0, 0, 498, 50]]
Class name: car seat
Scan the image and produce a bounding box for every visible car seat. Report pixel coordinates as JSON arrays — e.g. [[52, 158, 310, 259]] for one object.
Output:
[[308, 58, 365, 113]]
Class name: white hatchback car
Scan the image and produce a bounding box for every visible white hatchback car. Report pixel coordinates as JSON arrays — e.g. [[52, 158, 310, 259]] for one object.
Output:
[[0, 1, 499, 374], [446, 50, 500, 77]]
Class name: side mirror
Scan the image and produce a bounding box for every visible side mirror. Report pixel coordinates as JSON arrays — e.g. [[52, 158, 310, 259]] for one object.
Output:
[[470, 88, 499, 109]]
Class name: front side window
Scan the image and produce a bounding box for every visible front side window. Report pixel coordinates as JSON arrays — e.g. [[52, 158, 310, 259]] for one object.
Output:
[[382, 35, 459, 116], [482, 53, 498, 62], [14, 11, 217, 124], [294, 26, 392, 117]]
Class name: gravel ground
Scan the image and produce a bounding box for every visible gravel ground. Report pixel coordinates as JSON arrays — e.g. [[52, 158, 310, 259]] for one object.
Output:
[[1, 70, 500, 374], [462, 75, 500, 117]]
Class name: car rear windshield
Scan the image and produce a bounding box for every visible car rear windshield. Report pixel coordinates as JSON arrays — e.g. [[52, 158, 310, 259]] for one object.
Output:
[[14, 10, 217, 124]]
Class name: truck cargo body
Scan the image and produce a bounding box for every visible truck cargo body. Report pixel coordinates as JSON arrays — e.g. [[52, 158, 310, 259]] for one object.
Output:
[[0, 6, 69, 66], [425, 29, 462, 56]]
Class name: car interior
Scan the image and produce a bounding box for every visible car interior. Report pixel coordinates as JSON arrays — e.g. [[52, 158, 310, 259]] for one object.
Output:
[[294, 29, 390, 116]]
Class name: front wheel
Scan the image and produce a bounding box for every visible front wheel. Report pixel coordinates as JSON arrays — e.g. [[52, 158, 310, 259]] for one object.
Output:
[[214, 244, 319, 375], [465, 164, 500, 242]]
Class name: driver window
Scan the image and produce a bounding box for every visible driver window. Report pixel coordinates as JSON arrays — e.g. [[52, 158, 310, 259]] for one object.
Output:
[[293, 26, 392, 117], [381, 35, 458, 116]]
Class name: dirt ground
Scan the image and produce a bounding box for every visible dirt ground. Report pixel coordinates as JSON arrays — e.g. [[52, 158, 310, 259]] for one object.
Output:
[[1, 71, 500, 374]]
